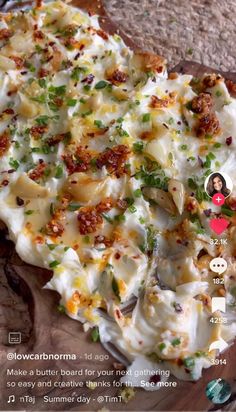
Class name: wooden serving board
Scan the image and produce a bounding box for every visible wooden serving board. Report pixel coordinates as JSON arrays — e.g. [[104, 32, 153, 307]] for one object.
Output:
[[0, 1, 236, 411]]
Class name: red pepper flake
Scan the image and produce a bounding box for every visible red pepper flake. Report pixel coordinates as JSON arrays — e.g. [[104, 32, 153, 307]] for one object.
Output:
[[34, 30, 45, 41], [226, 136, 232, 146], [1, 179, 9, 186], [115, 309, 122, 319], [115, 252, 121, 260], [96, 29, 109, 41], [38, 68, 50, 78], [2, 108, 14, 115], [81, 73, 94, 84]]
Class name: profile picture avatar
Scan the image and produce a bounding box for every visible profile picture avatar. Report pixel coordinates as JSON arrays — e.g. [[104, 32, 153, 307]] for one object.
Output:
[[205, 172, 232, 199]]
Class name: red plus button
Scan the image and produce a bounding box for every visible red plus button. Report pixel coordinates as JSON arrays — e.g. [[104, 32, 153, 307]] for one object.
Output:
[[212, 193, 225, 206]]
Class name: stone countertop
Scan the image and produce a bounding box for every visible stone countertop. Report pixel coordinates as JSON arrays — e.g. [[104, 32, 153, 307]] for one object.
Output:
[[104, 0, 236, 72]]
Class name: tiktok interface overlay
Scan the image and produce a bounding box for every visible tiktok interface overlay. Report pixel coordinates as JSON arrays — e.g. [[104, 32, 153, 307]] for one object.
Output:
[[205, 171, 234, 405]]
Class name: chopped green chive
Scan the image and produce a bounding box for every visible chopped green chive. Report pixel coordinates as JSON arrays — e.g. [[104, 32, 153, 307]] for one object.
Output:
[[102, 213, 113, 223], [179, 144, 188, 151], [171, 338, 181, 346], [167, 117, 174, 125], [55, 164, 63, 179], [9, 158, 20, 170], [142, 113, 151, 122], [25, 210, 34, 215], [134, 188, 142, 198], [111, 276, 120, 301], [57, 304, 66, 314], [50, 202, 56, 216], [47, 243, 58, 250], [158, 342, 166, 352], [128, 205, 137, 213], [216, 90, 222, 97], [95, 80, 108, 89], [68, 203, 81, 211], [213, 142, 221, 148], [183, 357, 195, 369], [83, 235, 90, 244], [91, 326, 100, 342], [133, 141, 144, 153], [49, 260, 60, 268], [114, 214, 126, 222], [94, 119, 105, 129], [66, 98, 77, 107]]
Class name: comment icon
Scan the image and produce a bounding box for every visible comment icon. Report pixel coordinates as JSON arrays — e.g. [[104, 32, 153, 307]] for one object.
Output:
[[210, 258, 227, 275]]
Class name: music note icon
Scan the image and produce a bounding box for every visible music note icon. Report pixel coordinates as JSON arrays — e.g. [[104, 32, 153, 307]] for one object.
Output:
[[7, 395, 15, 403]]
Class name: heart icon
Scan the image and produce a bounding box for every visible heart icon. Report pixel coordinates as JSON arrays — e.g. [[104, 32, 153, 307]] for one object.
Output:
[[210, 218, 229, 235]]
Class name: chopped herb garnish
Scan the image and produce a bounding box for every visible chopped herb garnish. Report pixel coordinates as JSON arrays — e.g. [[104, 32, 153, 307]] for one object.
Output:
[[35, 44, 43, 53], [114, 214, 126, 223], [94, 119, 105, 129], [133, 188, 142, 198], [221, 205, 234, 217], [135, 158, 169, 190], [83, 85, 91, 92], [48, 84, 66, 96], [167, 117, 174, 125], [183, 357, 195, 369], [57, 304, 66, 314], [66, 98, 77, 107], [213, 142, 221, 148], [117, 117, 124, 123], [111, 276, 120, 301], [50, 202, 56, 216], [171, 338, 181, 346], [91, 326, 100, 342], [128, 205, 137, 213], [38, 78, 47, 88], [102, 213, 113, 223], [116, 125, 129, 137], [25, 210, 34, 215], [68, 203, 81, 211], [142, 113, 151, 122], [179, 144, 188, 151], [36, 115, 50, 126], [133, 141, 144, 153], [215, 90, 222, 97], [49, 260, 60, 268], [139, 217, 146, 224], [9, 158, 20, 170], [31, 147, 41, 153], [47, 243, 58, 251], [55, 164, 63, 179], [158, 343, 166, 352], [81, 109, 93, 118], [71, 66, 88, 81], [203, 152, 215, 168], [95, 80, 108, 89], [31, 94, 47, 104]]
